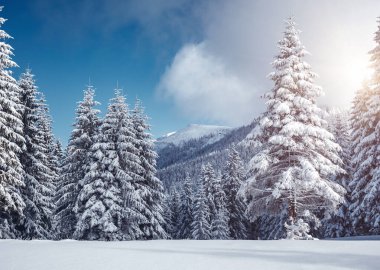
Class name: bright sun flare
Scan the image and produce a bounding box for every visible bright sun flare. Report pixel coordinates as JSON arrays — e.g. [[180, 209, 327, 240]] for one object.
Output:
[[344, 55, 373, 90]]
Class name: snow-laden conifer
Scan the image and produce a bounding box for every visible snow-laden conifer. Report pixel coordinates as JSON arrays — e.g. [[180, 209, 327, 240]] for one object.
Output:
[[285, 218, 313, 240], [168, 189, 181, 239], [191, 180, 211, 240], [177, 174, 193, 239], [210, 172, 229, 239], [132, 99, 167, 239], [0, 6, 25, 239], [55, 84, 100, 239], [201, 163, 217, 223], [36, 93, 60, 238], [211, 207, 229, 240], [51, 140, 64, 237], [162, 194, 173, 239], [359, 25, 380, 236], [199, 163, 229, 239], [350, 18, 380, 235], [36, 93, 60, 186], [222, 146, 248, 239], [73, 89, 145, 240], [50, 140, 64, 188], [349, 84, 373, 235], [242, 18, 345, 238], [18, 69, 55, 239], [323, 110, 352, 238]]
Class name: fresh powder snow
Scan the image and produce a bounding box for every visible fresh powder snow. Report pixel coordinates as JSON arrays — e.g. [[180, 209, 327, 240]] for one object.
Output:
[[0, 239, 379, 270]]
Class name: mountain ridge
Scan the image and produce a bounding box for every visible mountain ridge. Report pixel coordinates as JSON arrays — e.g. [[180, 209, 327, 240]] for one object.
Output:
[[155, 124, 233, 151], [156, 121, 256, 189]]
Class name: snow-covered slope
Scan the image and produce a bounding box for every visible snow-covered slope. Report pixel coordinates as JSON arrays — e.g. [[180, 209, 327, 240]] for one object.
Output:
[[156, 122, 255, 188], [156, 124, 232, 150], [1, 239, 379, 270]]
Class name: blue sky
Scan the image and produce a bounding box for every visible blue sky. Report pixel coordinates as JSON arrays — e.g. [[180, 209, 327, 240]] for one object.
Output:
[[2, 0, 204, 142], [2, 0, 380, 143]]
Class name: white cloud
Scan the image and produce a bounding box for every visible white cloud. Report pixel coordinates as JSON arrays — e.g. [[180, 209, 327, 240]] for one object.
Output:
[[158, 42, 260, 126], [157, 0, 380, 127]]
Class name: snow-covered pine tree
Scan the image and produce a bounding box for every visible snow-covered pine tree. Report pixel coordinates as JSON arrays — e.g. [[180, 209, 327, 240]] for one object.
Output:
[[361, 97, 380, 235], [222, 145, 248, 239], [73, 89, 146, 240], [36, 93, 60, 188], [211, 207, 229, 240], [53, 140, 64, 166], [350, 18, 380, 235], [285, 218, 313, 240], [168, 189, 181, 239], [177, 174, 193, 239], [55, 84, 100, 239], [36, 93, 60, 238], [132, 99, 167, 239], [212, 172, 226, 215], [191, 180, 211, 240], [50, 140, 64, 188], [349, 84, 373, 235], [199, 163, 229, 239], [323, 110, 352, 238], [51, 140, 64, 237], [162, 194, 173, 239], [210, 173, 229, 239], [0, 6, 26, 239], [329, 110, 352, 189], [18, 69, 55, 239], [242, 18, 345, 239], [201, 163, 217, 223]]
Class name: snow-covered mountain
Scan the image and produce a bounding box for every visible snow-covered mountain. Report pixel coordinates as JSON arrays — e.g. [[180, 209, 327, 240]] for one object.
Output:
[[155, 124, 233, 150], [156, 122, 256, 189]]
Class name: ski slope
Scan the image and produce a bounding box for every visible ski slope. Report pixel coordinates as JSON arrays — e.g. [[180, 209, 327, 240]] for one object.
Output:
[[0, 239, 379, 270]]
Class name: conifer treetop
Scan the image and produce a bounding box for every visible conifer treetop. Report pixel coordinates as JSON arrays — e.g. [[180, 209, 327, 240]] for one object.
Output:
[[243, 18, 345, 227]]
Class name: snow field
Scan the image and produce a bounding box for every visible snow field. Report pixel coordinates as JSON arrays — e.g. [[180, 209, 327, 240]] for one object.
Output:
[[0, 239, 379, 270]]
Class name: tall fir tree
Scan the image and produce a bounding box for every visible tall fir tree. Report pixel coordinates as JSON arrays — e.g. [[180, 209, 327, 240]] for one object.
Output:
[[51, 140, 64, 237], [191, 180, 211, 240], [200, 162, 229, 239], [211, 207, 229, 240], [349, 84, 373, 235], [201, 163, 217, 224], [50, 140, 64, 189], [162, 194, 173, 239], [210, 173, 229, 239], [36, 93, 60, 237], [242, 18, 345, 238], [18, 69, 55, 239], [55, 84, 100, 239], [36, 93, 60, 190], [132, 99, 167, 239], [168, 189, 181, 239], [222, 146, 248, 239], [177, 174, 194, 239], [53, 140, 64, 167], [73, 89, 145, 240], [350, 18, 380, 235], [0, 6, 26, 239], [323, 110, 352, 238]]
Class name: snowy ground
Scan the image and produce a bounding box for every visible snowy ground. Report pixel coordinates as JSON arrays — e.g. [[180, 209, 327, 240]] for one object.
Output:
[[0, 239, 379, 270]]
